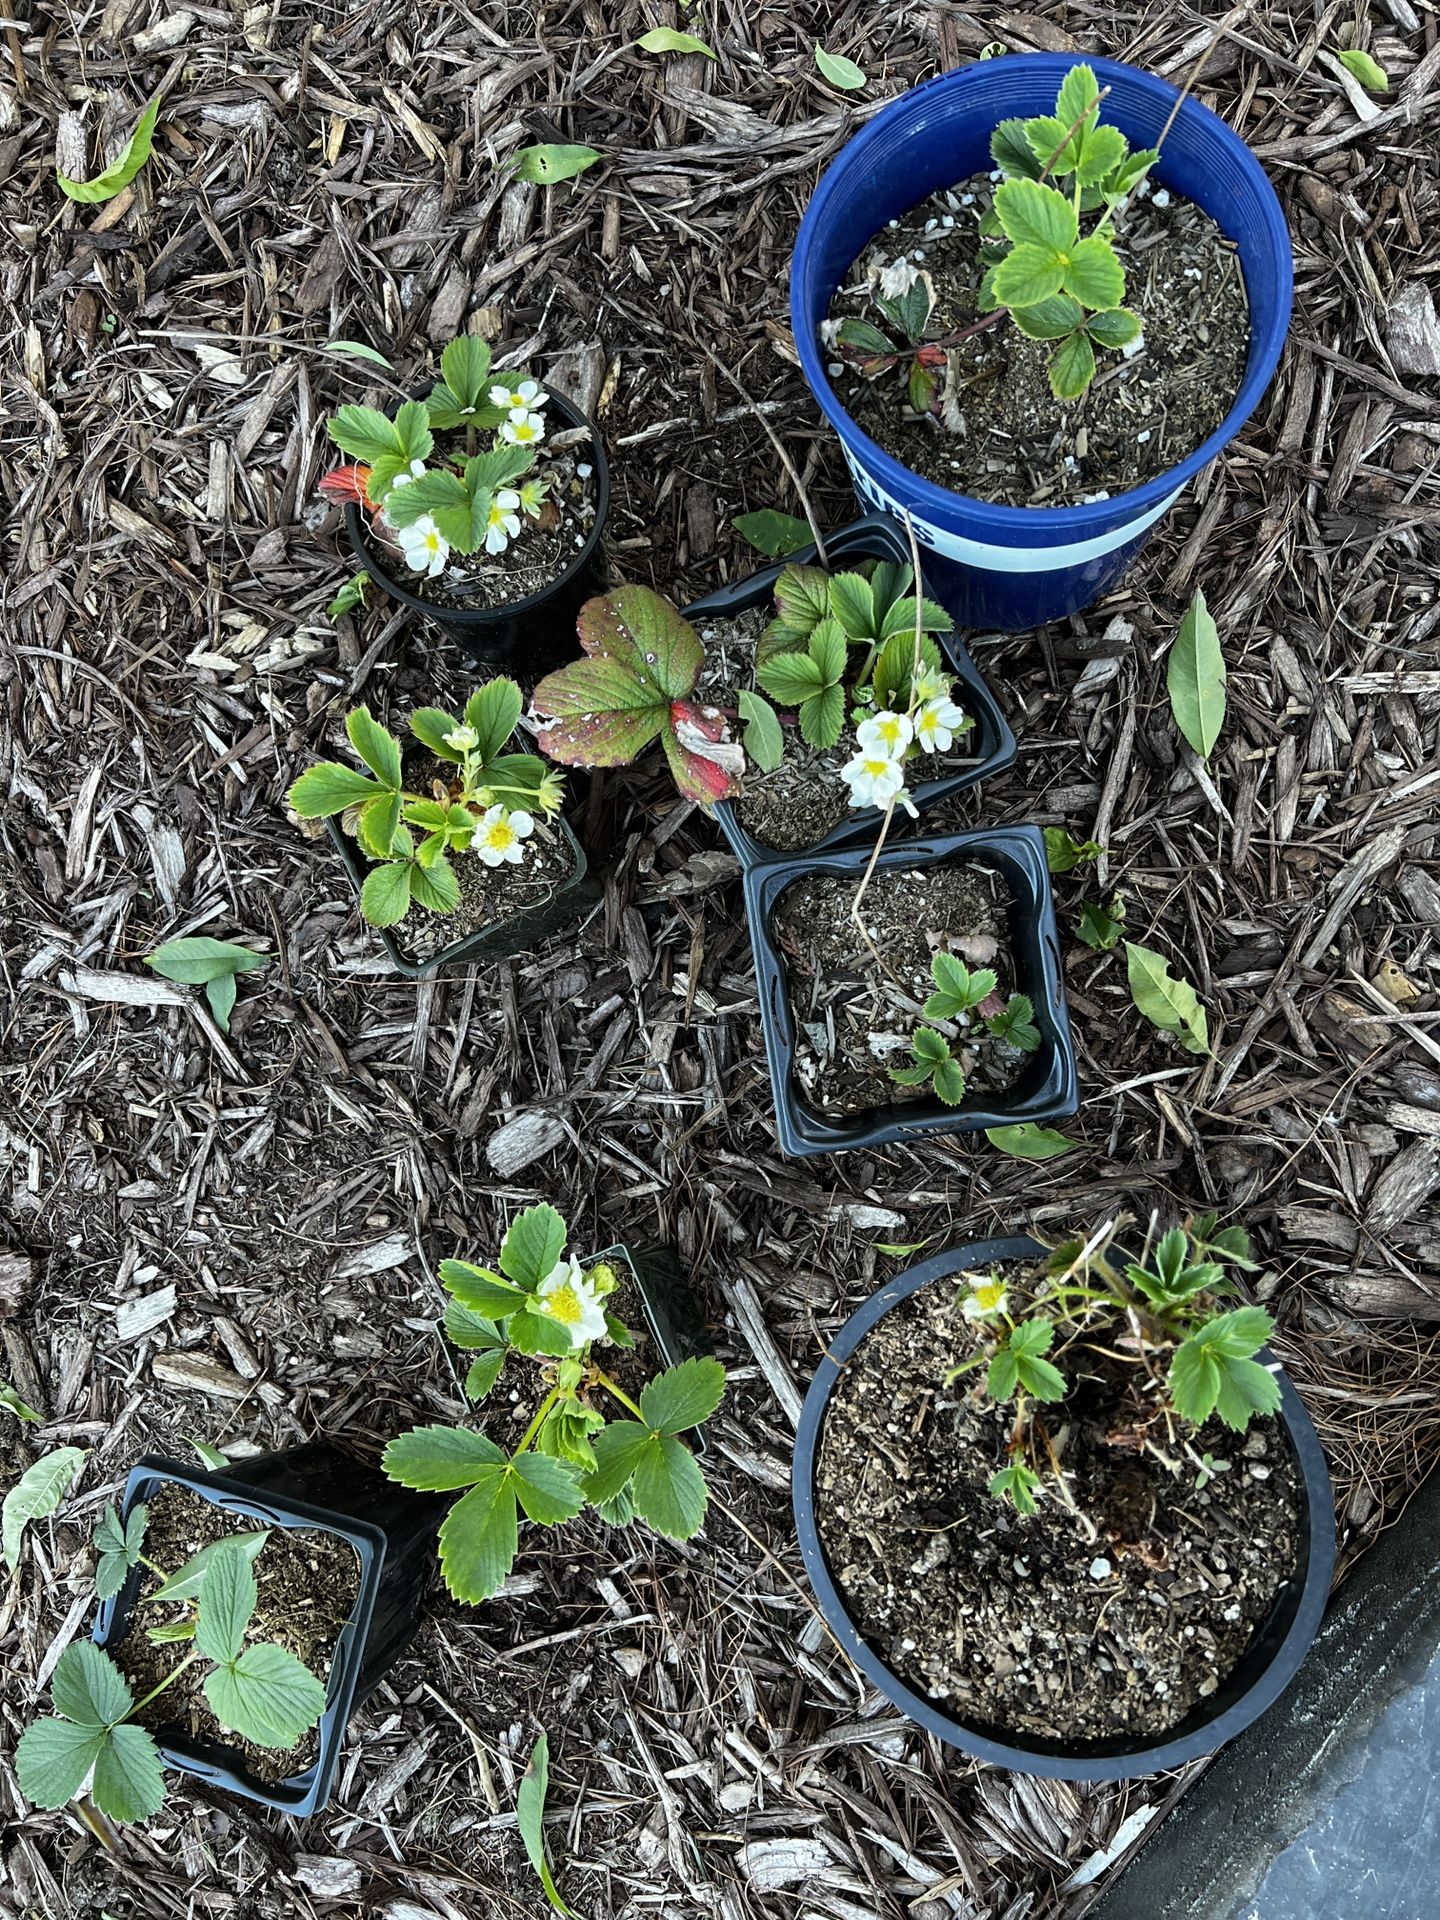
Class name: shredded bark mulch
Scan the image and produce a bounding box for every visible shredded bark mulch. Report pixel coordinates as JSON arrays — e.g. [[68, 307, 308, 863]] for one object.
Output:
[[816, 1274, 1301, 1741], [831, 176, 1250, 506], [4, 5, 1440, 1918]]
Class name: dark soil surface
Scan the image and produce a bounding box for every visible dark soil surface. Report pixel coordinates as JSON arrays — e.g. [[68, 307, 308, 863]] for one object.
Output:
[[110, 1484, 359, 1784], [816, 1273, 1302, 1741], [368, 430, 599, 611], [694, 606, 979, 852], [829, 175, 1249, 506], [773, 860, 1029, 1115]]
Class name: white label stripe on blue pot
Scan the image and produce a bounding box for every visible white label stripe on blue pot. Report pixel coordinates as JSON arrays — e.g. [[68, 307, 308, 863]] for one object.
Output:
[[842, 450, 1184, 570]]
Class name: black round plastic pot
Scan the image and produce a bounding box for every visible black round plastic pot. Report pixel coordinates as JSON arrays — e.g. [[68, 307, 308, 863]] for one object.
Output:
[[326, 813, 599, 976], [93, 1445, 443, 1817], [686, 514, 1016, 870], [743, 823, 1077, 1158], [793, 1238, 1337, 1781], [343, 386, 610, 675]]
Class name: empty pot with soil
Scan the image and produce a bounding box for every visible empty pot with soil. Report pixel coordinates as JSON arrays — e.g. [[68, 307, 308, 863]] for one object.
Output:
[[793, 1229, 1335, 1779], [744, 823, 1076, 1157], [683, 514, 1016, 868], [88, 1446, 441, 1817], [791, 55, 1292, 629], [322, 331, 608, 673]]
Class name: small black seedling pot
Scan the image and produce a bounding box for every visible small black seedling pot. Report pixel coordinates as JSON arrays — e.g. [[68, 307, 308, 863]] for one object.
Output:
[[344, 387, 609, 676], [327, 813, 598, 977], [744, 823, 1077, 1158], [684, 513, 1016, 870], [93, 1444, 443, 1817], [792, 1238, 1337, 1781]]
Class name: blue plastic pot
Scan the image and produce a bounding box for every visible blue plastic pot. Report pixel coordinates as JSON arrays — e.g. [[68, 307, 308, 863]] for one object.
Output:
[[791, 54, 1293, 630]]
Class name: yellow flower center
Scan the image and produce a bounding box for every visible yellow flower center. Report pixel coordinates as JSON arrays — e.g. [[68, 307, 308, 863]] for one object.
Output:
[[546, 1283, 582, 1325], [482, 821, 517, 852], [975, 1281, 1006, 1312]]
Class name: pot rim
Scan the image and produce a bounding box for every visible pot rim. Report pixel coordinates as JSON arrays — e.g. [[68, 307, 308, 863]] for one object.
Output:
[[791, 1237, 1337, 1779]]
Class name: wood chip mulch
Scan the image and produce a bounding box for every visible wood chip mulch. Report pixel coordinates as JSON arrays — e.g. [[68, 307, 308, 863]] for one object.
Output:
[[3, 5, 1439, 1918]]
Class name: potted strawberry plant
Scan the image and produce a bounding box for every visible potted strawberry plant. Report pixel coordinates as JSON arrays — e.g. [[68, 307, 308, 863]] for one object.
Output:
[[322, 331, 608, 672], [529, 544, 1012, 859], [681, 514, 1015, 866], [793, 1222, 1335, 1779], [16, 1445, 440, 1820], [287, 677, 596, 974], [743, 822, 1076, 1158], [383, 1207, 725, 1602], [792, 56, 1292, 628]]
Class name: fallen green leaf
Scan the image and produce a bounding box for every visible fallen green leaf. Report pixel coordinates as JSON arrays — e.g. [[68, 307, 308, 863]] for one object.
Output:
[[322, 339, 394, 369], [1044, 827, 1104, 874], [985, 1123, 1076, 1160], [3, 1447, 87, 1569], [57, 95, 162, 204], [1126, 941, 1210, 1055], [816, 47, 867, 90], [508, 144, 602, 185], [1168, 587, 1226, 760], [518, 1731, 576, 1916], [0, 1383, 42, 1423], [635, 26, 715, 59], [732, 508, 812, 557], [145, 937, 269, 1034], [1337, 48, 1388, 92]]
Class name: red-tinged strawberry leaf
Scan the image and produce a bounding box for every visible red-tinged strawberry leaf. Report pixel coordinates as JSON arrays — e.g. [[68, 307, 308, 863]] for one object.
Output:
[[573, 587, 704, 697], [534, 591, 740, 807], [319, 464, 372, 504]]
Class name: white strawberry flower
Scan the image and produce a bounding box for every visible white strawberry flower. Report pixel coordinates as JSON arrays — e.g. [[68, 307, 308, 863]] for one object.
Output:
[[962, 1277, 1009, 1322], [536, 1255, 609, 1349], [840, 749, 906, 810], [442, 723, 479, 752], [379, 458, 429, 527], [913, 665, 951, 706], [915, 694, 968, 754], [396, 515, 449, 578], [484, 489, 522, 554], [856, 710, 914, 758], [501, 406, 547, 448], [473, 804, 533, 866]]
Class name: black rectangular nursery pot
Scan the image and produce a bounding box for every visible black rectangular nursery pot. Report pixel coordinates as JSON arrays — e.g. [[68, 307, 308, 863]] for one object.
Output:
[[93, 1445, 442, 1817], [744, 822, 1077, 1159], [327, 814, 598, 976], [684, 513, 1016, 869]]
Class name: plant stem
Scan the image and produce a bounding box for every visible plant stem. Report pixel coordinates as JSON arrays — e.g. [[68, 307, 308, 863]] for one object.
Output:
[[129, 1651, 201, 1719], [592, 1370, 646, 1422], [514, 1386, 563, 1459], [851, 509, 926, 943], [694, 339, 829, 568]]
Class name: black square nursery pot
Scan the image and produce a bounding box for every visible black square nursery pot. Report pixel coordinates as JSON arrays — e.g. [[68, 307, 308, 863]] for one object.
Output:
[[685, 513, 1017, 869], [792, 1239, 1337, 1781], [327, 813, 598, 977], [344, 386, 610, 677], [744, 823, 1077, 1159], [93, 1445, 442, 1818]]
